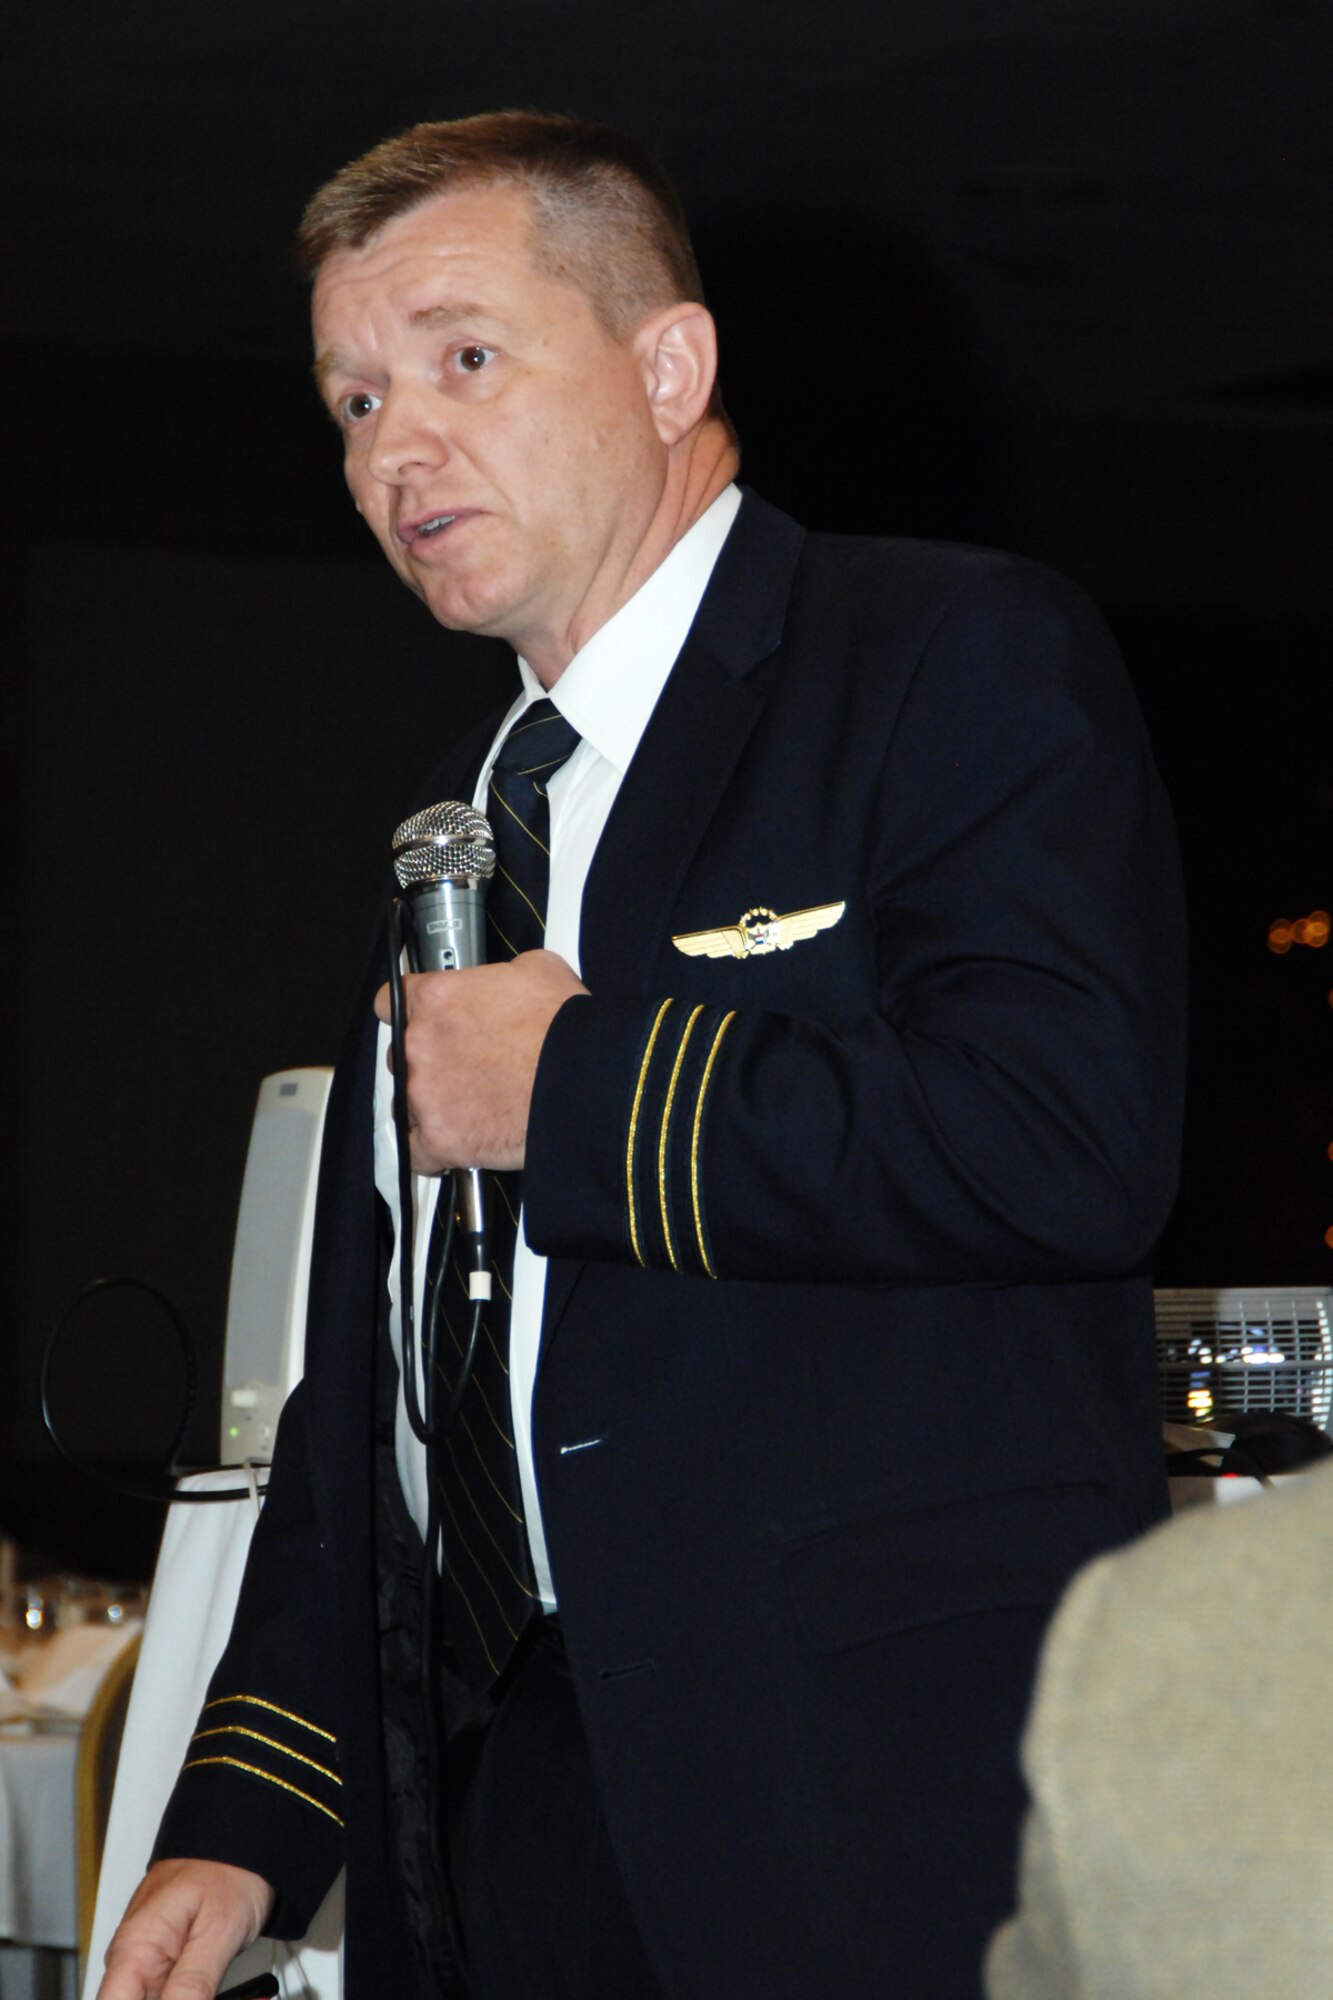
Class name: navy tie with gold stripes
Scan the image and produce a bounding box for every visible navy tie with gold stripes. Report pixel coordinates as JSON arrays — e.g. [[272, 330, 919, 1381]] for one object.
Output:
[[426, 697, 581, 1691]]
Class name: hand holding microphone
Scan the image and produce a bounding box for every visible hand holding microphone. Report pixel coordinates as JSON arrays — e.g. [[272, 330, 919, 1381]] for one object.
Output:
[[376, 802, 587, 1176], [375, 951, 585, 1174]]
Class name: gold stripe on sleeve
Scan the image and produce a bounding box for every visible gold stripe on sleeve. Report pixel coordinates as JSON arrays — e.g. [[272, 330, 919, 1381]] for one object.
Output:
[[200, 1694, 336, 1744], [626, 1000, 674, 1266], [180, 1756, 345, 1827], [690, 1011, 737, 1280], [188, 1726, 341, 1788], [657, 1006, 706, 1273]]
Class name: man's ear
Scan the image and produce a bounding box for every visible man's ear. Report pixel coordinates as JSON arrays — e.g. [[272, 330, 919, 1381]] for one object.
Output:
[[635, 303, 719, 445]]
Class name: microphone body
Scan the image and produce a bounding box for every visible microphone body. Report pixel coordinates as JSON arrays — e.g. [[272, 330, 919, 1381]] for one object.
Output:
[[403, 876, 487, 974], [391, 801, 497, 1251]]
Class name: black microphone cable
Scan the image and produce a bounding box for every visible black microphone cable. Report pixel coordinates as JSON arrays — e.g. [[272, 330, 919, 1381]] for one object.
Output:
[[386, 799, 496, 1452], [386, 891, 487, 1451], [383, 803, 500, 1986], [41, 1276, 269, 1506]]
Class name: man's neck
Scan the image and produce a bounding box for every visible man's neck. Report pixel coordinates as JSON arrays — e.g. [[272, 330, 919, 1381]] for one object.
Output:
[[525, 425, 740, 687]]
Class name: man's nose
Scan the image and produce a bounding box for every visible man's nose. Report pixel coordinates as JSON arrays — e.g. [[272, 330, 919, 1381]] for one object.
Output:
[[367, 383, 447, 483]]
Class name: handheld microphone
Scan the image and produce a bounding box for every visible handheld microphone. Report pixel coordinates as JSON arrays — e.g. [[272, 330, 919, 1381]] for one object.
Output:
[[390, 800, 497, 1260]]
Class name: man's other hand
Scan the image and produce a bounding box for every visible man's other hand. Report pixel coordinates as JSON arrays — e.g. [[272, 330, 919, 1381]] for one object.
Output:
[[374, 948, 588, 1174], [96, 1858, 274, 2000]]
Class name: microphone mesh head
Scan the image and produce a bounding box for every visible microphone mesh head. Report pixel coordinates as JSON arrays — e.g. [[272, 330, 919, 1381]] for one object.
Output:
[[392, 801, 496, 887]]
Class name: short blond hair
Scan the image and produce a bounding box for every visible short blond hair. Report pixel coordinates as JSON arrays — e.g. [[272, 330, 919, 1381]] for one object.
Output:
[[298, 110, 710, 344]]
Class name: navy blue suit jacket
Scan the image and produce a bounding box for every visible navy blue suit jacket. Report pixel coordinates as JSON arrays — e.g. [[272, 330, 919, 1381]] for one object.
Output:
[[156, 492, 1185, 1998]]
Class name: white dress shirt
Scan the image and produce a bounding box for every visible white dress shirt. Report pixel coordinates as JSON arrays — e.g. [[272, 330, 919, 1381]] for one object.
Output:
[[374, 484, 741, 1606]]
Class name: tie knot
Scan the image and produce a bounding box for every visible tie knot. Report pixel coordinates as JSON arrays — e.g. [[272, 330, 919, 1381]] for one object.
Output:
[[490, 698, 581, 785]]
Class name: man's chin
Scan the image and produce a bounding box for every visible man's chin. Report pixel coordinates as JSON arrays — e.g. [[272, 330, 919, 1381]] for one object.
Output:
[[417, 576, 517, 643]]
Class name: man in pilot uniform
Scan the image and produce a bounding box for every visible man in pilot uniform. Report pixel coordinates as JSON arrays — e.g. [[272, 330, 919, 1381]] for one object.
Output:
[[99, 111, 1184, 2000]]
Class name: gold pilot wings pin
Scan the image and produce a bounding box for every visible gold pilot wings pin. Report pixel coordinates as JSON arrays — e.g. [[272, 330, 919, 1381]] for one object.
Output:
[[672, 901, 846, 960]]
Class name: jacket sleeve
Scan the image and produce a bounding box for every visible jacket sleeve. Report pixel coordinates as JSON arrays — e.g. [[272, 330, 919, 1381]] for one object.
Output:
[[151, 1384, 346, 1939], [983, 1777, 1087, 2000], [524, 562, 1186, 1287]]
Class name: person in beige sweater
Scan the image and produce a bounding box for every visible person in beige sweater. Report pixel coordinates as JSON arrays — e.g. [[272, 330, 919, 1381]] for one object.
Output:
[[987, 1456, 1333, 1999]]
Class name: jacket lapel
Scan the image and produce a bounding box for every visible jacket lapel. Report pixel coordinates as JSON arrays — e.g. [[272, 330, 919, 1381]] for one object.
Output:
[[354, 496, 805, 1346], [579, 491, 803, 995], [543, 493, 803, 1335]]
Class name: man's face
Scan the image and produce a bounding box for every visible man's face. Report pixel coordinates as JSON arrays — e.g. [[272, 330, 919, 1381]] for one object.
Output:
[[312, 183, 669, 673]]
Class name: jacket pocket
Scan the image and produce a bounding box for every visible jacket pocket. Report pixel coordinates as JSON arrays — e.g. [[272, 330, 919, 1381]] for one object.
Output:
[[782, 1480, 1131, 1655]]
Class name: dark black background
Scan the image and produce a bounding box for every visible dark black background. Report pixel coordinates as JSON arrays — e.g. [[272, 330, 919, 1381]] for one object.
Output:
[[4, 0, 1331, 1575]]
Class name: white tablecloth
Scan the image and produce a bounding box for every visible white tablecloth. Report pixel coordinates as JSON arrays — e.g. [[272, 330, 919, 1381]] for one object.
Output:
[[0, 1727, 80, 1948], [82, 1471, 342, 2000], [1, 1625, 143, 1731], [0, 1619, 144, 1955]]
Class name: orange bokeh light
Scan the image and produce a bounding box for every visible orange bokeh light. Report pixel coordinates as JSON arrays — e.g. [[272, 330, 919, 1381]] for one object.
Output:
[[1268, 910, 1330, 952]]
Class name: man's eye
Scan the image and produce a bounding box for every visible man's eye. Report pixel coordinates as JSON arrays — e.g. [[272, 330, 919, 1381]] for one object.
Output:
[[455, 345, 496, 373], [338, 391, 381, 424]]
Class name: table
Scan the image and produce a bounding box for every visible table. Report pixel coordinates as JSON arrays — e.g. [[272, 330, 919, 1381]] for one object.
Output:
[[0, 1724, 80, 1948], [0, 1941, 77, 2000], [1, 1611, 144, 1986]]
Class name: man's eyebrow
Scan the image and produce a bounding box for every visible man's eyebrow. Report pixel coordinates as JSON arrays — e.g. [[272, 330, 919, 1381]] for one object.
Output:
[[408, 301, 501, 332], [312, 349, 347, 392], [312, 304, 503, 391]]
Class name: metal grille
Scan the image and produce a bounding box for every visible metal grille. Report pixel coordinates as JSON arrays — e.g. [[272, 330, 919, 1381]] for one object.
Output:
[[1155, 1288, 1333, 1432], [392, 801, 496, 888]]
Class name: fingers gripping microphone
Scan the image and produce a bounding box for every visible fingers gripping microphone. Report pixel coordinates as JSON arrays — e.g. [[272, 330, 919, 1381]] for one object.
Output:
[[390, 801, 497, 1279]]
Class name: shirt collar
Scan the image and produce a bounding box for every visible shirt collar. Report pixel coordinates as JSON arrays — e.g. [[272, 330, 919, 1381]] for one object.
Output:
[[514, 483, 742, 773]]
